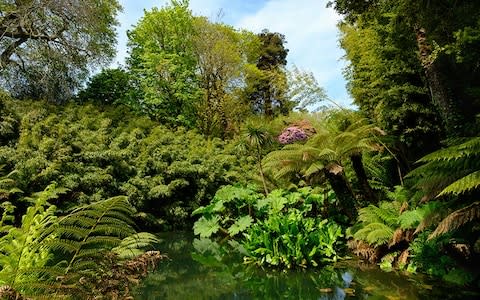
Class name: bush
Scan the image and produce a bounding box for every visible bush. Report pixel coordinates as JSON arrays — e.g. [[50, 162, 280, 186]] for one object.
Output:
[[192, 185, 344, 269], [0, 100, 253, 229]]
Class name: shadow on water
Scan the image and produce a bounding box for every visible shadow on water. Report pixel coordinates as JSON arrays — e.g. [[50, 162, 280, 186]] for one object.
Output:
[[135, 232, 480, 300]]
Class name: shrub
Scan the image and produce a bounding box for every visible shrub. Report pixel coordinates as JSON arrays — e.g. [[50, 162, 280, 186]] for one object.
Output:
[[192, 185, 344, 269]]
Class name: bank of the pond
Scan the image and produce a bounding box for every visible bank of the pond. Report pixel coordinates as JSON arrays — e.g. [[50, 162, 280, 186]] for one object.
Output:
[[135, 232, 480, 299]]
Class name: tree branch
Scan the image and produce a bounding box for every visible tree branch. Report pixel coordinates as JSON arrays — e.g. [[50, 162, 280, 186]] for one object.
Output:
[[0, 37, 26, 68]]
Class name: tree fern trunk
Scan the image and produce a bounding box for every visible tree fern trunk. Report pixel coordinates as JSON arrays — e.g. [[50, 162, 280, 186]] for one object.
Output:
[[350, 153, 378, 204], [325, 167, 357, 220]]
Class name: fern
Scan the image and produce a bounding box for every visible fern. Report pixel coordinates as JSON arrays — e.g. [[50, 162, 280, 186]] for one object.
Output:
[[438, 170, 480, 196], [429, 202, 480, 239], [49, 196, 136, 275], [0, 184, 58, 295], [354, 222, 395, 246], [408, 136, 480, 199], [0, 166, 22, 201], [354, 202, 402, 246], [112, 232, 161, 259]]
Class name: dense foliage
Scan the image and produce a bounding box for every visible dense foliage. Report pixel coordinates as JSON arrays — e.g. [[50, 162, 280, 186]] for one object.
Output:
[[0, 97, 252, 229], [192, 185, 344, 268], [0, 0, 122, 102], [0, 0, 479, 296], [0, 183, 163, 299]]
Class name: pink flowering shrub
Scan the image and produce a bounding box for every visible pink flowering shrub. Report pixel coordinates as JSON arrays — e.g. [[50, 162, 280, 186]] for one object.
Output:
[[278, 126, 308, 144]]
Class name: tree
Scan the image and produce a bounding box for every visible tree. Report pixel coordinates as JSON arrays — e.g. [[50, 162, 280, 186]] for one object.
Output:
[[339, 14, 442, 164], [286, 65, 330, 111], [76, 68, 138, 105], [245, 30, 291, 117], [0, 0, 122, 102], [192, 18, 252, 138], [127, 0, 200, 127], [264, 113, 383, 221], [331, 0, 480, 138]]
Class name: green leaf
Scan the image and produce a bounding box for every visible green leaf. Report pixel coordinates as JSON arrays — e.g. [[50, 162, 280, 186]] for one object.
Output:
[[193, 216, 221, 238], [228, 215, 253, 236]]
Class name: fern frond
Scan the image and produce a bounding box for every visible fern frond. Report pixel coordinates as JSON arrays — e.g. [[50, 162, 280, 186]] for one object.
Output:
[[408, 137, 480, 200], [47, 239, 79, 253], [354, 222, 394, 246], [417, 137, 480, 163], [429, 202, 480, 239], [438, 170, 480, 196], [398, 209, 423, 229], [113, 233, 160, 259], [55, 196, 137, 275], [358, 202, 400, 227]]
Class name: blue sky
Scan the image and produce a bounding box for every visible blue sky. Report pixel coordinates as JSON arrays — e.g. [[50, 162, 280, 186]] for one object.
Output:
[[115, 0, 351, 106]]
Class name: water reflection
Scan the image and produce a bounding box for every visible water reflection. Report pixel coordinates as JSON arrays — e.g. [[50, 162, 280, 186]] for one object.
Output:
[[135, 233, 479, 300]]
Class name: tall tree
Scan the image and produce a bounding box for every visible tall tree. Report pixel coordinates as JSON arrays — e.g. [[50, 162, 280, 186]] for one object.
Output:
[[127, 0, 200, 127], [0, 0, 122, 102], [193, 18, 253, 138], [331, 0, 480, 138], [246, 30, 291, 117], [339, 16, 442, 164]]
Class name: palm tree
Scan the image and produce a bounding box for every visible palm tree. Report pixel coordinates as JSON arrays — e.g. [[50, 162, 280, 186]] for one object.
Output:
[[241, 121, 273, 195]]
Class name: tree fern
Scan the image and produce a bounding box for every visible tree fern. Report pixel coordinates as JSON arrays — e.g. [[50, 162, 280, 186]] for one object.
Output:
[[429, 202, 480, 239], [112, 232, 161, 259], [49, 195, 136, 275], [408, 136, 480, 199]]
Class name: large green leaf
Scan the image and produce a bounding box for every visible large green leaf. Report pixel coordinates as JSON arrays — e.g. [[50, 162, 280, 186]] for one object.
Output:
[[193, 216, 221, 238], [228, 215, 253, 236]]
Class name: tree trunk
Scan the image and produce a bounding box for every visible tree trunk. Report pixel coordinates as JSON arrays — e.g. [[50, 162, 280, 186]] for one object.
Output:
[[256, 146, 269, 196], [415, 26, 463, 136], [325, 165, 357, 221], [350, 153, 378, 204], [264, 88, 273, 117]]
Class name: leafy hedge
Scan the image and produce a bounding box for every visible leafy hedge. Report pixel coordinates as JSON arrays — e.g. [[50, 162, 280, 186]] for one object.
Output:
[[0, 97, 254, 229]]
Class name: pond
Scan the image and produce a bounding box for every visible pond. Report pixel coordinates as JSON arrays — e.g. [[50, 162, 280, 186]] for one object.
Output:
[[135, 232, 479, 300]]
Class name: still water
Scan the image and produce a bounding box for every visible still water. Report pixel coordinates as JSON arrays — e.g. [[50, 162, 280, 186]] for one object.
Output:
[[135, 232, 479, 300]]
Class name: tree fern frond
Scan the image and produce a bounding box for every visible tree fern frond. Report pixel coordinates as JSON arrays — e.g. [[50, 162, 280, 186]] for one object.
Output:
[[354, 222, 394, 246], [358, 202, 400, 227], [438, 170, 480, 196], [55, 196, 137, 275], [47, 239, 80, 254], [84, 236, 122, 246], [358, 205, 384, 224], [408, 137, 480, 200], [398, 209, 423, 229], [304, 162, 325, 177], [112, 233, 160, 259], [54, 226, 90, 240], [71, 260, 99, 271], [417, 137, 480, 163], [74, 248, 107, 260], [429, 202, 480, 239]]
